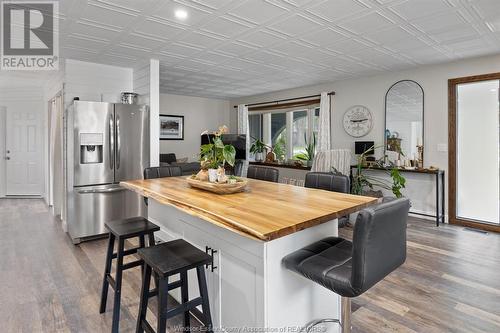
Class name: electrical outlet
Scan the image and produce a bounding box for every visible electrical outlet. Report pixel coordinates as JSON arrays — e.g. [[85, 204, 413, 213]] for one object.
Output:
[[437, 143, 448, 152]]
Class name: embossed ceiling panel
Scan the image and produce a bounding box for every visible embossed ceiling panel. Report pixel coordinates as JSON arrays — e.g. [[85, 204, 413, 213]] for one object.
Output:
[[56, 0, 500, 99]]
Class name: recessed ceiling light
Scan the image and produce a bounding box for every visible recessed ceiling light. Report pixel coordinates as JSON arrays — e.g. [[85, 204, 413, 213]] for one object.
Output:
[[175, 9, 188, 20]]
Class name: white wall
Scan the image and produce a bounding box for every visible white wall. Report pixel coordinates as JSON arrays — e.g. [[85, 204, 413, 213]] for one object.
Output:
[[231, 54, 500, 219], [64, 59, 133, 106], [159, 94, 230, 162]]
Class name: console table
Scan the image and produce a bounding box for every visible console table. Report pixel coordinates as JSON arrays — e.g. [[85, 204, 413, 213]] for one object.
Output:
[[350, 166, 445, 226]]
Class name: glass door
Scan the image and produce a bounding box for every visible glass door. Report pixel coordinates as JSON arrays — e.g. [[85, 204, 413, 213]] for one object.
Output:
[[456, 79, 499, 225]]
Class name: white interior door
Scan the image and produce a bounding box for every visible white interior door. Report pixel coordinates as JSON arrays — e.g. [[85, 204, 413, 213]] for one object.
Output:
[[5, 107, 43, 196], [456, 79, 499, 224]]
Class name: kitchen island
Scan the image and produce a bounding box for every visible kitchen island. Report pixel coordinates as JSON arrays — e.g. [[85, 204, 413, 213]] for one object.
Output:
[[121, 177, 376, 332]]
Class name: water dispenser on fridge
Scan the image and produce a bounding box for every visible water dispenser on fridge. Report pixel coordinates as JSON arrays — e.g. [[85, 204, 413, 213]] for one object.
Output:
[[80, 133, 103, 164]]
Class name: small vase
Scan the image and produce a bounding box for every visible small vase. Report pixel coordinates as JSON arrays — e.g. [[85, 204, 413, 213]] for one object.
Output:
[[208, 168, 218, 183], [255, 152, 264, 162]]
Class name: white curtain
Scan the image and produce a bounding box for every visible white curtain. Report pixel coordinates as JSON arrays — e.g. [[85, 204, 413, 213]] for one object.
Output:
[[317, 92, 331, 152], [237, 104, 250, 177]]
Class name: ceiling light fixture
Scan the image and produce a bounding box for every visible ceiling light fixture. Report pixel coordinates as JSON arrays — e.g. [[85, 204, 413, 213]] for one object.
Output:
[[175, 9, 188, 20]]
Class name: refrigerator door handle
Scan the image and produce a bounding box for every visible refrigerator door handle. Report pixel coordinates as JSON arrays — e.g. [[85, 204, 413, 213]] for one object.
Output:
[[109, 115, 114, 169], [77, 186, 127, 194], [116, 114, 121, 169]]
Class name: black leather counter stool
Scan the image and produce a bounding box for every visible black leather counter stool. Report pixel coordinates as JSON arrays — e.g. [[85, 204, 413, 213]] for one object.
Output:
[[283, 198, 410, 333], [305, 172, 351, 227], [143, 166, 182, 205], [136, 239, 213, 333], [100, 217, 160, 333], [247, 165, 279, 182]]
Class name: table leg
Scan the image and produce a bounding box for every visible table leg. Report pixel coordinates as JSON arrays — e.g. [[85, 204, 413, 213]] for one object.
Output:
[[436, 173, 439, 227]]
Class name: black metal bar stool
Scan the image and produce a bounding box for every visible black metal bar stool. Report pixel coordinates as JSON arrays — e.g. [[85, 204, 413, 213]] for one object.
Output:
[[136, 239, 213, 333], [99, 217, 160, 333], [283, 198, 410, 333]]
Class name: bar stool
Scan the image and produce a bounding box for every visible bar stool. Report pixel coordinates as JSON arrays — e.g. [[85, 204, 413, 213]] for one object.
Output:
[[136, 239, 213, 333], [282, 198, 410, 333], [99, 217, 160, 333], [304, 172, 351, 227]]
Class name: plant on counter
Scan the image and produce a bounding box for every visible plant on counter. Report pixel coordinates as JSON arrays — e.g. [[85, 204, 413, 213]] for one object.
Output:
[[351, 145, 406, 198], [198, 125, 236, 183], [293, 133, 316, 163]]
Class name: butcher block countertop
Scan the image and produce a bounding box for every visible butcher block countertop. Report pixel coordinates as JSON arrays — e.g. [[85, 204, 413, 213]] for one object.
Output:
[[120, 177, 377, 242]]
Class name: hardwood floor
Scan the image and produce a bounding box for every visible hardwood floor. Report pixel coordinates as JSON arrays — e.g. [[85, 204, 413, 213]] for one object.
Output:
[[1, 198, 500, 332]]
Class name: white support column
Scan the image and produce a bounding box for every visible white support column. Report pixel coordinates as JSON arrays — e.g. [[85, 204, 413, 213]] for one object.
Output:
[[149, 59, 160, 167]]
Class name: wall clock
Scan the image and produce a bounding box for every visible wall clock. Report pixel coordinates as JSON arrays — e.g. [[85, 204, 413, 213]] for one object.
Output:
[[343, 105, 373, 137]]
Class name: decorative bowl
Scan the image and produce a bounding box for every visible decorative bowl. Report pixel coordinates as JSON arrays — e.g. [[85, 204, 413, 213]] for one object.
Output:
[[186, 176, 248, 194]]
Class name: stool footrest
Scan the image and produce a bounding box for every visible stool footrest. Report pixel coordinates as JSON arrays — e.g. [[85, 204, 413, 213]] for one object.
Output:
[[141, 319, 156, 333], [165, 297, 203, 318], [106, 274, 116, 290], [147, 280, 182, 298], [122, 259, 143, 270], [111, 247, 140, 259]]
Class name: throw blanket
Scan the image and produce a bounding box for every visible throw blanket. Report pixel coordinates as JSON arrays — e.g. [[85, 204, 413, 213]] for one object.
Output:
[[311, 149, 352, 176]]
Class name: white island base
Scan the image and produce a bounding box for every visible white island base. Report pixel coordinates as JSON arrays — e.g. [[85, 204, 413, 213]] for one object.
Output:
[[149, 200, 341, 333]]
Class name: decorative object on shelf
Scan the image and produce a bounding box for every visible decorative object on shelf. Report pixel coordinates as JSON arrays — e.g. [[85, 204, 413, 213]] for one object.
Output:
[[187, 175, 248, 194], [199, 125, 236, 183], [385, 80, 424, 165], [416, 144, 424, 168], [351, 145, 406, 198], [160, 114, 184, 140], [250, 138, 267, 162], [120, 92, 138, 104], [265, 151, 276, 163], [294, 133, 316, 167], [343, 105, 373, 137]]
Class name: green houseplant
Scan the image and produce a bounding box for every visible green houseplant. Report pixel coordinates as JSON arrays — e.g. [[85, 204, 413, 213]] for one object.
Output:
[[250, 138, 267, 162], [272, 137, 286, 162], [351, 145, 406, 198], [294, 133, 316, 166], [200, 126, 236, 182]]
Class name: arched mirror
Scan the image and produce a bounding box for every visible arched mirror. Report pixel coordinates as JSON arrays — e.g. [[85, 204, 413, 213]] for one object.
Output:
[[385, 80, 424, 166]]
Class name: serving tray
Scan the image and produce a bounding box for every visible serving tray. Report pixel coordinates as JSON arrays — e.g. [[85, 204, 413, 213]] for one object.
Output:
[[186, 176, 248, 194]]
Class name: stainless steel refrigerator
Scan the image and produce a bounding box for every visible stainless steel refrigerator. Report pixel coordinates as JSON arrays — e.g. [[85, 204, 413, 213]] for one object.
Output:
[[64, 101, 149, 244]]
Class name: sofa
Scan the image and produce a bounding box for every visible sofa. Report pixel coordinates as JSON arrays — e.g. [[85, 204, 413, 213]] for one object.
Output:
[[160, 153, 201, 176]]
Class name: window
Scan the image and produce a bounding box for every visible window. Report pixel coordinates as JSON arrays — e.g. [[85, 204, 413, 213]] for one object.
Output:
[[248, 107, 319, 161]]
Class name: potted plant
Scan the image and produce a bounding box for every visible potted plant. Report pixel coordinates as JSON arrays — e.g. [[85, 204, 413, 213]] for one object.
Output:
[[199, 125, 236, 183], [293, 133, 316, 167], [250, 138, 267, 162], [351, 145, 406, 198], [273, 137, 286, 163]]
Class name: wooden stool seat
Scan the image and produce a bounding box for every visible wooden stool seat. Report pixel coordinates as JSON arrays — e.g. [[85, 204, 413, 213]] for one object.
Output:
[[138, 239, 212, 277], [105, 216, 160, 239], [136, 239, 213, 333]]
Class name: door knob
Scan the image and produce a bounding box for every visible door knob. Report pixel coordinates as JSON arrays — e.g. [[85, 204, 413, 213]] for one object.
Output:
[[6, 150, 10, 153], [5, 157, 10, 160]]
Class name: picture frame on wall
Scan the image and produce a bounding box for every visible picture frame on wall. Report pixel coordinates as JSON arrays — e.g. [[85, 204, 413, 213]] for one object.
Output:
[[159, 114, 184, 140]]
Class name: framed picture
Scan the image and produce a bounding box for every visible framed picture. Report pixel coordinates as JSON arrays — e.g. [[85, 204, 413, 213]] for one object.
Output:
[[159, 115, 184, 140]]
